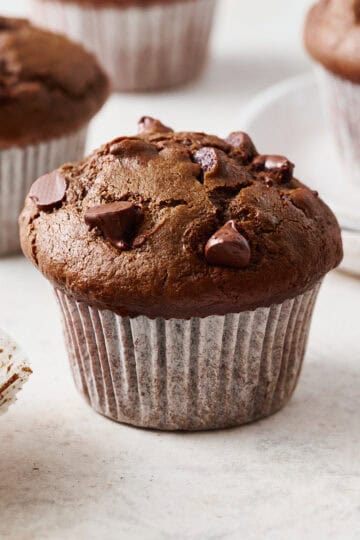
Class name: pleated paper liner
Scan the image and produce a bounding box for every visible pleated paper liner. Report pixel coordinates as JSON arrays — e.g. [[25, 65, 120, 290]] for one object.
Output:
[[56, 282, 320, 431], [31, 0, 216, 91]]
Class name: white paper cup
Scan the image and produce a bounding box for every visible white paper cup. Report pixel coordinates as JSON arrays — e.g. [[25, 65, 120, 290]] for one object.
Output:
[[0, 127, 88, 256], [31, 0, 216, 91], [316, 67, 360, 187], [55, 282, 320, 431]]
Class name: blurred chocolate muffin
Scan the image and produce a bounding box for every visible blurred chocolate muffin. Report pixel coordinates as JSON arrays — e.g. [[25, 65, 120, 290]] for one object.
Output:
[[0, 17, 109, 255], [305, 0, 360, 82], [31, 0, 217, 91], [305, 0, 360, 185], [20, 118, 342, 430]]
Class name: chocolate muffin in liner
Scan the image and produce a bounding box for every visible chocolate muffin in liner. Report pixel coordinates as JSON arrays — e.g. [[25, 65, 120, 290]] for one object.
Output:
[[20, 119, 342, 430], [305, 0, 360, 186], [0, 17, 109, 255], [31, 0, 217, 91]]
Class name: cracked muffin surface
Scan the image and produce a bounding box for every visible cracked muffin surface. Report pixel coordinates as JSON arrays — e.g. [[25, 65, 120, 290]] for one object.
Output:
[[0, 17, 109, 148], [20, 118, 343, 318]]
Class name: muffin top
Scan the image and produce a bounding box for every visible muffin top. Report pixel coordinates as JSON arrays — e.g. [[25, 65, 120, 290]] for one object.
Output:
[[20, 117, 342, 319], [0, 17, 109, 148], [305, 0, 360, 82]]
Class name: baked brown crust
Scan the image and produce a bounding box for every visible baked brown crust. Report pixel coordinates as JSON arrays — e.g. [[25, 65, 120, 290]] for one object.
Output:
[[20, 121, 343, 319], [304, 0, 360, 82], [0, 17, 109, 148]]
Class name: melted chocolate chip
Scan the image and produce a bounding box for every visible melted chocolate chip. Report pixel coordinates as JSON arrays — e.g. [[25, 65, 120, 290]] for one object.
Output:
[[205, 220, 251, 269], [138, 117, 173, 134], [85, 201, 143, 251], [29, 170, 67, 211], [193, 146, 252, 191], [252, 155, 294, 184], [226, 131, 257, 158], [193, 147, 220, 175]]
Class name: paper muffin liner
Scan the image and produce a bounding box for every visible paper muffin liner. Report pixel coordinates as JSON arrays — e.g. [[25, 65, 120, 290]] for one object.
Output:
[[55, 282, 320, 431], [0, 126, 87, 256], [316, 67, 360, 187], [31, 0, 216, 91], [0, 330, 32, 415]]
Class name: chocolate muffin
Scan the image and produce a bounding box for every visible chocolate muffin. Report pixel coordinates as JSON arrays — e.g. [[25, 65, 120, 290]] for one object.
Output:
[[304, 0, 360, 186], [31, 0, 217, 91], [0, 17, 109, 255], [20, 118, 342, 430]]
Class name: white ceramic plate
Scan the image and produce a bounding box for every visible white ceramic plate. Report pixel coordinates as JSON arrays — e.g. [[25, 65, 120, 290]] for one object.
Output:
[[240, 73, 360, 276]]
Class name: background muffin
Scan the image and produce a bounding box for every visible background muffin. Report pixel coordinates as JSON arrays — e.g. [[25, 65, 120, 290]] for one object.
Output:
[[19, 118, 342, 430], [304, 0, 360, 186], [30, 0, 217, 91], [0, 17, 109, 256]]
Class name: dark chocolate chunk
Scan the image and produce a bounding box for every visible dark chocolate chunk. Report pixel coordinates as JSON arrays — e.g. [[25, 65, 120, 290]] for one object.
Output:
[[252, 154, 294, 184], [205, 220, 251, 269], [85, 201, 143, 251], [193, 147, 220, 175], [226, 131, 257, 158], [138, 117, 173, 134], [29, 170, 67, 211]]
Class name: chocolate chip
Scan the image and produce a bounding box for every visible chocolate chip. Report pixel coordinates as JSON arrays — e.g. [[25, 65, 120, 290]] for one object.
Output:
[[138, 117, 173, 134], [193, 146, 252, 191], [193, 147, 220, 175], [205, 220, 251, 269], [29, 170, 67, 211], [288, 188, 317, 218], [226, 131, 257, 158], [252, 155, 294, 184], [85, 201, 143, 251]]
